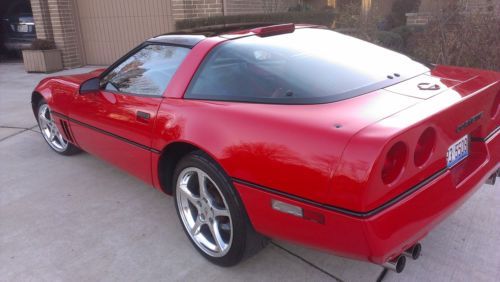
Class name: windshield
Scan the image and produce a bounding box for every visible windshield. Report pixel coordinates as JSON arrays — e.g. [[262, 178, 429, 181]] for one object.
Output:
[[186, 28, 430, 104]]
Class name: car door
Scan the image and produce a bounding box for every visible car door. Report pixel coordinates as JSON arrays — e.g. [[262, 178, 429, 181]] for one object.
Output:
[[69, 44, 190, 184]]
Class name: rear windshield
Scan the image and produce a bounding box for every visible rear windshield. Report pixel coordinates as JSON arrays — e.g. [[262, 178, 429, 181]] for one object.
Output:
[[185, 28, 430, 104]]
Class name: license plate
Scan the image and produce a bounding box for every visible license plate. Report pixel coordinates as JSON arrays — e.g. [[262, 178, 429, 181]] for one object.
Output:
[[446, 135, 469, 168], [17, 25, 29, 32]]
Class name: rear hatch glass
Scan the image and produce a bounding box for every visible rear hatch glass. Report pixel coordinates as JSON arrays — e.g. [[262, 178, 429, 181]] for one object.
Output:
[[186, 28, 430, 104]]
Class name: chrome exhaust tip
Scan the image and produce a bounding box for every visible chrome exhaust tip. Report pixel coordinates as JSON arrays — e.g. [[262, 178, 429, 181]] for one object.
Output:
[[382, 255, 406, 273], [403, 243, 422, 260]]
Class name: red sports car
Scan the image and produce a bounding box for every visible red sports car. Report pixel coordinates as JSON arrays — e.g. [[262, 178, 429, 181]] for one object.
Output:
[[32, 24, 499, 272]]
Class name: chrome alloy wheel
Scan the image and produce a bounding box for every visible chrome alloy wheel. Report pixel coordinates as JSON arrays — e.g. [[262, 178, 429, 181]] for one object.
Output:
[[38, 104, 68, 152], [176, 167, 233, 257]]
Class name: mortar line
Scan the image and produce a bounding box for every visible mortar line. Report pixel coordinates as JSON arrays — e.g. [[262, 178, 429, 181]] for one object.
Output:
[[271, 241, 344, 282]]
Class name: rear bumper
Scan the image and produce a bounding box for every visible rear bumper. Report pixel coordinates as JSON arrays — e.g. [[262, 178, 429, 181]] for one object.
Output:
[[236, 132, 499, 264], [4, 38, 34, 51]]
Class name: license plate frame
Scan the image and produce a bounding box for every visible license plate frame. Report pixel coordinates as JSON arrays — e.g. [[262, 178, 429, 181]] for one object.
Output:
[[446, 135, 469, 168], [17, 24, 29, 32]]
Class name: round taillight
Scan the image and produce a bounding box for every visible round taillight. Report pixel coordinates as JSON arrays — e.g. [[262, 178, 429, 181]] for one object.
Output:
[[382, 142, 408, 185], [414, 127, 436, 167]]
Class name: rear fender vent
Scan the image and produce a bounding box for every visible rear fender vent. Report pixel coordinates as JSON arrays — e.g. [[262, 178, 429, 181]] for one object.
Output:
[[59, 120, 74, 143]]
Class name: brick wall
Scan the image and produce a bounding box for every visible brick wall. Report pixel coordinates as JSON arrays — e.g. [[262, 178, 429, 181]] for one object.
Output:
[[226, 0, 299, 15], [171, 0, 224, 20], [46, 0, 81, 68], [30, 0, 82, 68], [30, 0, 53, 40], [171, 0, 300, 20]]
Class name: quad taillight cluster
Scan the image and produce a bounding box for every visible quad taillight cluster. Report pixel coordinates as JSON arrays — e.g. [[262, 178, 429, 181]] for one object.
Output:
[[414, 127, 437, 167], [382, 128, 436, 185], [381, 142, 408, 185]]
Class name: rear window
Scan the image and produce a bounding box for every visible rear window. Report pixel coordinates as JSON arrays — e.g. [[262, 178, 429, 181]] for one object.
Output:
[[185, 28, 430, 104]]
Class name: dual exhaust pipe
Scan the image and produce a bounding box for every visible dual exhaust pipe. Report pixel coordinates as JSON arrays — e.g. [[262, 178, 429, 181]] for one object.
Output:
[[381, 170, 497, 275], [382, 243, 422, 273]]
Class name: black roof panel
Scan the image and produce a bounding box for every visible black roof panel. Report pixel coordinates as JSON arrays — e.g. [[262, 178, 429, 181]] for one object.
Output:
[[147, 34, 206, 48], [147, 23, 280, 47]]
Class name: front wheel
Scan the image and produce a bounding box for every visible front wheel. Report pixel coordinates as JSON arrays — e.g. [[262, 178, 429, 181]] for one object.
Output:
[[37, 100, 81, 155], [173, 151, 267, 266]]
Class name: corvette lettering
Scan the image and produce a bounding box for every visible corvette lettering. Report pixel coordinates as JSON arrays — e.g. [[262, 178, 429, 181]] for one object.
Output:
[[456, 112, 483, 133]]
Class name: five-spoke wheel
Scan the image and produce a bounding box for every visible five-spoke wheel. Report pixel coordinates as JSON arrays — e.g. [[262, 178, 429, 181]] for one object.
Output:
[[174, 151, 267, 266], [177, 167, 233, 257], [36, 100, 80, 155], [38, 103, 69, 152]]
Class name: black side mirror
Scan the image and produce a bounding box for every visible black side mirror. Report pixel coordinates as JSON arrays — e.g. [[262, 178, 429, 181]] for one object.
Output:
[[79, 77, 100, 94]]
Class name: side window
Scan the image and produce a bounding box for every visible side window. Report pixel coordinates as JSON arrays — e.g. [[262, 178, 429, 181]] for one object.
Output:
[[101, 44, 190, 96]]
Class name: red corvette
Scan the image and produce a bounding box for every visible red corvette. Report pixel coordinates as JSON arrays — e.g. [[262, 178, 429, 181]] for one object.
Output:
[[32, 24, 499, 272]]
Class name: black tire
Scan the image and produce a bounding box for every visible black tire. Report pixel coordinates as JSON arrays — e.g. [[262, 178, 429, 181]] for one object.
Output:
[[173, 151, 268, 266], [36, 100, 81, 156]]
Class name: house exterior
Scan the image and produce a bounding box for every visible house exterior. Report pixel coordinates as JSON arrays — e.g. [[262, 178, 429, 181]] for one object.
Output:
[[30, 0, 302, 67], [29, 0, 499, 68], [29, 0, 398, 68]]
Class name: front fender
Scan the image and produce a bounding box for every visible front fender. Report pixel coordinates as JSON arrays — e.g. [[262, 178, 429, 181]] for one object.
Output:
[[32, 77, 80, 117]]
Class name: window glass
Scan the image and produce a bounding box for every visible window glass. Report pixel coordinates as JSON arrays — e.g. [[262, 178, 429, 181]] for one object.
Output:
[[102, 45, 189, 96], [186, 28, 430, 104]]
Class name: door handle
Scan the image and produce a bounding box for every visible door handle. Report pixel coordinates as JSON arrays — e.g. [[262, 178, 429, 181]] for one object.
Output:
[[136, 111, 150, 122]]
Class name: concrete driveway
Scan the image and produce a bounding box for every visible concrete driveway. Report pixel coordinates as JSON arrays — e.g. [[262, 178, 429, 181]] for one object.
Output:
[[1, 62, 499, 282]]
